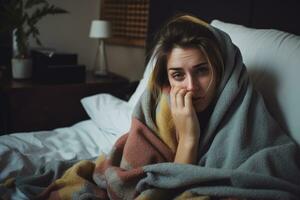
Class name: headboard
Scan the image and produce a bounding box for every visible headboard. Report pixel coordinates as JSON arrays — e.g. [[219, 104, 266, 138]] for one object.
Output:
[[146, 0, 300, 53]]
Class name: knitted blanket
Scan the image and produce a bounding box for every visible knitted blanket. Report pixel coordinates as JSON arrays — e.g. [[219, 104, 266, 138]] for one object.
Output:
[[2, 22, 300, 200]]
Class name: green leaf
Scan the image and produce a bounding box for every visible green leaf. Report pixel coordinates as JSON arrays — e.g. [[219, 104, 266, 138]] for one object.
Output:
[[35, 37, 42, 46], [25, 0, 48, 9], [43, 5, 69, 15]]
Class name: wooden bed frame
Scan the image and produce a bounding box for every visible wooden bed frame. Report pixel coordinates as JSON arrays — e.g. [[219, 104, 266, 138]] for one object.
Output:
[[146, 0, 300, 54]]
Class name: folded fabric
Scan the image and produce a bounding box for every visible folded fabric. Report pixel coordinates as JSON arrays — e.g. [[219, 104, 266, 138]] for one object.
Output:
[[128, 50, 156, 108]]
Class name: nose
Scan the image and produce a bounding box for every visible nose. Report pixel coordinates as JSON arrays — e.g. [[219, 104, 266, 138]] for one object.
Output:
[[186, 75, 198, 91]]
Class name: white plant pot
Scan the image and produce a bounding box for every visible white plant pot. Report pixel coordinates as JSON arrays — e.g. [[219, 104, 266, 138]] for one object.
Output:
[[11, 58, 32, 79]]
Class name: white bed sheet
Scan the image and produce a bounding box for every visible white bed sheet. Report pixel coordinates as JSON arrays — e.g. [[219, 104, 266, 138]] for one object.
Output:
[[0, 119, 122, 183]]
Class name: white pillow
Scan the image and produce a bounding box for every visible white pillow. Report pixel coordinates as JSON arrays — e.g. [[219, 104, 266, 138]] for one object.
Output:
[[81, 94, 132, 136], [80, 53, 157, 136], [211, 19, 300, 144]]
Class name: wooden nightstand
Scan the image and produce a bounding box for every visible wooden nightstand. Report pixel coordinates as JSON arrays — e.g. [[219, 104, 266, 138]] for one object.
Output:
[[0, 71, 129, 135]]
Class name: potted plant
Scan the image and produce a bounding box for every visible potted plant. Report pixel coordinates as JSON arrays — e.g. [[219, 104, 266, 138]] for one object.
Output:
[[0, 0, 68, 79]]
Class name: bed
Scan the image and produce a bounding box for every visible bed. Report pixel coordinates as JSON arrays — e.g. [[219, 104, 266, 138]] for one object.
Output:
[[1, 0, 300, 199]]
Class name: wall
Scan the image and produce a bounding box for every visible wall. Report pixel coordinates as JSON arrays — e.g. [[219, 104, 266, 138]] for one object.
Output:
[[29, 0, 145, 81]]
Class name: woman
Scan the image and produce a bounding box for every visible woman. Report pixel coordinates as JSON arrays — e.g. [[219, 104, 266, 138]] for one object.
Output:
[[6, 15, 300, 200], [149, 15, 224, 164]]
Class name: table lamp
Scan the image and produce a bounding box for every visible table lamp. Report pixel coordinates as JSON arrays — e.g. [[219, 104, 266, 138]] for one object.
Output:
[[89, 20, 111, 76]]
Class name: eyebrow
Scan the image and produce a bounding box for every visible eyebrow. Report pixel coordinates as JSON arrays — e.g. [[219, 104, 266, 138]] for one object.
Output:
[[168, 62, 208, 71]]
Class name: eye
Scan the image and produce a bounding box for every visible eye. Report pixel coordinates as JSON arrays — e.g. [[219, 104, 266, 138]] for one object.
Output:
[[171, 72, 185, 81], [195, 66, 209, 75]]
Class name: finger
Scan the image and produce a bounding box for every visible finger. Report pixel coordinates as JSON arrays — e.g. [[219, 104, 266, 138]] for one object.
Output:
[[170, 86, 178, 108], [172, 86, 182, 106], [185, 91, 193, 109], [176, 88, 187, 108]]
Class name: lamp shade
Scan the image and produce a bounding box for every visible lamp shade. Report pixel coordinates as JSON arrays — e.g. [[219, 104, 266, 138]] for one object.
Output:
[[89, 20, 111, 38]]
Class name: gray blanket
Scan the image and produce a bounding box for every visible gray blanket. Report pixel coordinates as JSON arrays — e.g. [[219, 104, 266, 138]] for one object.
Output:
[[133, 25, 300, 199]]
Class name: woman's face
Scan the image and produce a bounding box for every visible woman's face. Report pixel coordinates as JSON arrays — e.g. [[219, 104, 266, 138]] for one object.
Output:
[[167, 47, 217, 112]]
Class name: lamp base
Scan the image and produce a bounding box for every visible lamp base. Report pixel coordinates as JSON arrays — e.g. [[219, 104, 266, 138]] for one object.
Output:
[[93, 40, 109, 77]]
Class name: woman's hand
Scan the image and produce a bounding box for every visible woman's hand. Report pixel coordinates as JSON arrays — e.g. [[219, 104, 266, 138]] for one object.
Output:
[[170, 86, 201, 164], [170, 86, 201, 143]]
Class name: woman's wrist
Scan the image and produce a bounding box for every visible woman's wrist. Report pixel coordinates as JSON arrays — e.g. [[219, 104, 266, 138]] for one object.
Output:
[[174, 136, 199, 164], [178, 133, 199, 147]]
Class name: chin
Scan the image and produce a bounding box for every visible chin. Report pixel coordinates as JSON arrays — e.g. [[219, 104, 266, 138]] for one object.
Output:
[[194, 103, 207, 112]]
